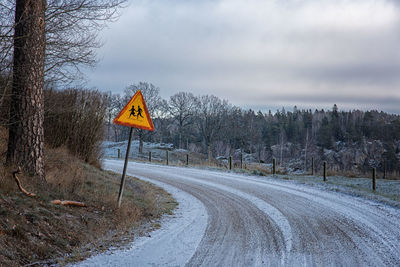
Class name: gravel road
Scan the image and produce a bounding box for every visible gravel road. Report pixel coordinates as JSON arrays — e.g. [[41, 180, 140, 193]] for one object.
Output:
[[77, 159, 400, 266]]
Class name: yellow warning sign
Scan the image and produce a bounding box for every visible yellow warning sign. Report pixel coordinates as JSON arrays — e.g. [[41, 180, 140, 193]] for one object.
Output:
[[113, 90, 154, 131]]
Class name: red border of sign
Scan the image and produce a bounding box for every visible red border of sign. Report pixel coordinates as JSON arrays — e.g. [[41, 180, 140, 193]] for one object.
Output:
[[113, 90, 155, 131]]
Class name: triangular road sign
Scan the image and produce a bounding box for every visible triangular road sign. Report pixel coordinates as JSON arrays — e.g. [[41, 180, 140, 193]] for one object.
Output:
[[113, 90, 154, 131]]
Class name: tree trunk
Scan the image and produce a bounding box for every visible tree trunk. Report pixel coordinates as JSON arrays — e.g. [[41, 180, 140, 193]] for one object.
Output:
[[280, 130, 284, 166], [6, 0, 46, 179], [114, 127, 119, 142], [179, 131, 182, 149], [107, 112, 111, 141], [138, 130, 143, 153], [304, 128, 309, 171], [207, 144, 212, 163]]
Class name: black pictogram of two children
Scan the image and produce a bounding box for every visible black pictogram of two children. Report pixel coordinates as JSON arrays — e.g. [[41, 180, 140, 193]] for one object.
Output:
[[129, 105, 144, 119]]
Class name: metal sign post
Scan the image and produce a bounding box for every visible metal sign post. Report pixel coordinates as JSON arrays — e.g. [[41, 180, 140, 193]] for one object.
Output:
[[113, 90, 154, 208], [117, 127, 133, 208]]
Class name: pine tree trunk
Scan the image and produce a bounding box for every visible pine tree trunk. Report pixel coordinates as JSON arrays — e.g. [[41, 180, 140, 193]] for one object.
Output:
[[6, 0, 46, 179]]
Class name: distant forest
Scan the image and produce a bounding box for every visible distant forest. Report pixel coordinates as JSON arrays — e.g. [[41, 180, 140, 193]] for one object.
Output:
[[106, 82, 400, 176], [2, 79, 398, 176]]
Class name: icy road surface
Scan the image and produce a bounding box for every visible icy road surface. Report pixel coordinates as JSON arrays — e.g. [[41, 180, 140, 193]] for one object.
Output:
[[77, 159, 400, 266]]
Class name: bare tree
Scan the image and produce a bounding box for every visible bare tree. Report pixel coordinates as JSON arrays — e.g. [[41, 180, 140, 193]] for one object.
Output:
[[44, 0, 127, 83], [0, 1, 14, 73], [104, 91, 124, 141], [195, 95, 229, 161], [0, 0, 127, 90], [6, 0, 47, 178], [168, 92, 198, 149], [0, 1, 14, 124]]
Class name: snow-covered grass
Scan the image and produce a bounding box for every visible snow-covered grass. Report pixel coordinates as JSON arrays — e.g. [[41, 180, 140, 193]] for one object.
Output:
[[102, 140, 174, 161], [102, 141, 209, 166], [202, 162, 400, 207], [102, 141, 400, 206], [184, 161, 400, 206], [271, 174, 400, 206]]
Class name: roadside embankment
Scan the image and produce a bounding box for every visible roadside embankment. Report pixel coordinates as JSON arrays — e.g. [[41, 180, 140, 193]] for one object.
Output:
[[0, 146, 177, 266]]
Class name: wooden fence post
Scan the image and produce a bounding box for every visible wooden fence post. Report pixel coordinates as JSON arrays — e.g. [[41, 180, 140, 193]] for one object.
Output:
[[323, 161, 327, 182], [118, 149, 120, 159], [149, 151, 152, 162], [186, 154, 189, 166], [166, 150, 169, 165], [240, 153, 243, 169], [272, 158, 276, 175], [372, 167, 376, 191], [229, 156, 232, 170]]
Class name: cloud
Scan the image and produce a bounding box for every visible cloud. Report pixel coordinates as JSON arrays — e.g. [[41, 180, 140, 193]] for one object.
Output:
[[85, 0, 400, 113]]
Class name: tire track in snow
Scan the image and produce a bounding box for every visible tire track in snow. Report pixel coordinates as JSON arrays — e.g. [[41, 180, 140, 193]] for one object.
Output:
[[190, 168, 400, 261], [77, 160, 400, 266], [179, 166, 400, 265], [149, 170, 294, 253], [107, 160, 292, 265]]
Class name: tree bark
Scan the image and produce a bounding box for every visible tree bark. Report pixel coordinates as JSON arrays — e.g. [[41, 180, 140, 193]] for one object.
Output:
[[6, 0, 46, 179]]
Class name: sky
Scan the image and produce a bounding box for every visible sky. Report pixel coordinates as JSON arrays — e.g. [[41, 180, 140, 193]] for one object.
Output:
[[84, 0, 400, 114]]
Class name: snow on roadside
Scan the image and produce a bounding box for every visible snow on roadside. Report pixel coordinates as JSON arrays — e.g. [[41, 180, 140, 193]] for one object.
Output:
[[101, 140, 174, 160], [73, 163, 208, 267], [180, 163, 400, 207], [261, 174, 400, 207]]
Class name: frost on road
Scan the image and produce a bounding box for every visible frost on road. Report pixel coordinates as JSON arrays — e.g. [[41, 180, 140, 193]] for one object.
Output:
[[77, 160, 400, 266]]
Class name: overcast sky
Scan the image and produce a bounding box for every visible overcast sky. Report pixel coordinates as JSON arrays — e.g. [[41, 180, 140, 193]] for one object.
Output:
[[84, 0, 400, 114]]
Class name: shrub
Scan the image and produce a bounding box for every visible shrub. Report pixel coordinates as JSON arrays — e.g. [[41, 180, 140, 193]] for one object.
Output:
[[44, 88, 108, 166]]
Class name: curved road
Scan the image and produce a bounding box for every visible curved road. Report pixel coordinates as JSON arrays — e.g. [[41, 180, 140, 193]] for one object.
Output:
[[83, 159, 400, 266]]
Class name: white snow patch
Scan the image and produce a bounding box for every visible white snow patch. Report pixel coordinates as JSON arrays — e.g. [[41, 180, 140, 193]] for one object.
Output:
[[73, 163, 208, 267], [101, 140, 173, 159]]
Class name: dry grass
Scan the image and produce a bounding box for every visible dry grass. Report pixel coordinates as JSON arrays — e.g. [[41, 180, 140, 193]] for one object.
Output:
[[323, 169, 398, 180], [0, 127, 177, 266]]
